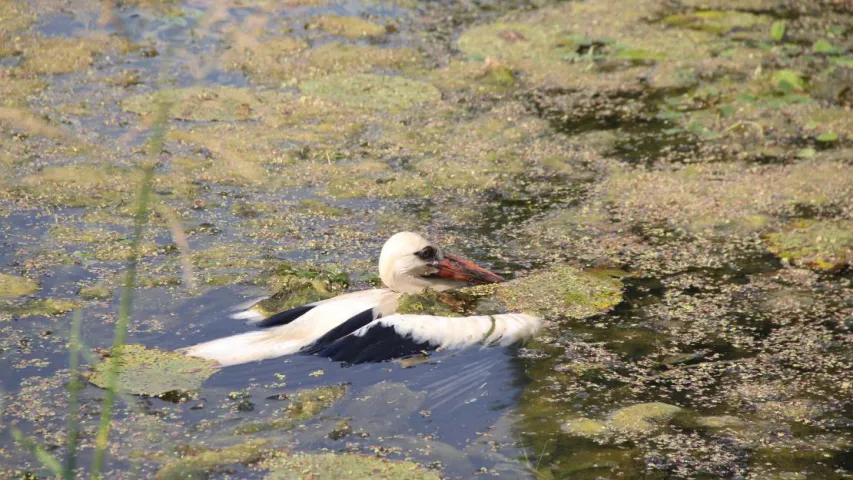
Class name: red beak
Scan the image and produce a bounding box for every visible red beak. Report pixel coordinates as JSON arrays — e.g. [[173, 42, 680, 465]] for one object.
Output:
[[434, 253, 505, 285]]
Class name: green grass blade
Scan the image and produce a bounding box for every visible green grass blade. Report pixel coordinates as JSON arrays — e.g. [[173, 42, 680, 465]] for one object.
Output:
[[89, 99, 168, 479], [11, 427, 65, 476], [64, 309, 84, 479]]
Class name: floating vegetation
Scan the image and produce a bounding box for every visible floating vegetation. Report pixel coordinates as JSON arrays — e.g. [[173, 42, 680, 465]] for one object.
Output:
[[0, 273, 39, 298], [466, 267, 625, 319], [300, 74, 441, 111], [86, 345, 220, 397], [233, 384, 348, 435], [262, 452, 441, 480], [764, 219, 853, 270]]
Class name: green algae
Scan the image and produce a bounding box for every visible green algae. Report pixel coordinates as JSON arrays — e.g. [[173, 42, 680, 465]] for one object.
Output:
[[564, 402, 683, 437], [662, 10, 770, 35], [222, 39, 420, 84], [608, 402, 682, 433], [20, 164, 138, 207], [293, 199, 350, 218], [300, 74, 441, 111], [0, 73, 46, 107], [1, 297, 79, 317], [87, 344, 220, 397], [0, 273, 39, 298], [309, 15, 386, 39], [122, 87, 263, 121], [764, 219, 853, 270], [78, 284, 111, 300], [230, 201, 277, 218], [396, 289, 468, 317], [249, 263, 350, 318], [263, 452, 441, 480], [49, 226, 122, 245], [0, 0, 34, 35], [19, 36, 129, 75], [156, 440, 270, 480], [598, 161, 853, 237], [466, 266, 624, 319], [234, 384, 347, 435]]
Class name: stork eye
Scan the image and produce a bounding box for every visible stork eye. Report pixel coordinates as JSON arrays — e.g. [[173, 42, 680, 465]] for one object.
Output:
[[416, 246, 437, 260]]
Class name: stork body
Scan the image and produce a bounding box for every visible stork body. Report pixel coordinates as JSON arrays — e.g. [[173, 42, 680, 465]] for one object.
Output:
[[182, 232, 541, 366]]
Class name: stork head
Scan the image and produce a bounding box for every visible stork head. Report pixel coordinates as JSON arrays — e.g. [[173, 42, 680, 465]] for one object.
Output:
[[378, 232, 505, 294]]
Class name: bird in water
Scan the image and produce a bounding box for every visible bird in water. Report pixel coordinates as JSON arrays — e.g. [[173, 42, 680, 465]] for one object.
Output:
[[182, 232, 542, 366]]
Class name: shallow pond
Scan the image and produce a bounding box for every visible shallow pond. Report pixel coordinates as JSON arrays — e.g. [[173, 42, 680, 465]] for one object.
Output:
[[0, 0, 851, 478]]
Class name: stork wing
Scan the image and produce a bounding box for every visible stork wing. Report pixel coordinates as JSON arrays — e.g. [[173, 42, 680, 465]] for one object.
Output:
[[305, 313, 542, 363]]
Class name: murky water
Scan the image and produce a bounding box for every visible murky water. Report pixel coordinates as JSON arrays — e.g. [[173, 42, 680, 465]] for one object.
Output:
[[1, 0, 851, 478]]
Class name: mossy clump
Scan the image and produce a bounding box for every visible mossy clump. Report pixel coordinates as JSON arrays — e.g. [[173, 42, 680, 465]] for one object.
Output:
[[230, 201, 277, 218], [0, 0, 35, 35], [234, 384, 348, 435], [293, 199, 350, 218], [87, 344, 220, 397], [20, 36, 129, 75], [300, 74, 441, 111], [121, 87, 262, 121], [309, 15, 386, 38], [607, 402, 683, 434], [92, 240, 161, 262], [0, 273, 39, 298], [156, 440, 270, 480], [764, 219, 853, 270], [0, 74, 47, 107], [396, 289, 470, 317], [79, 284, 112, 300], [598, 161, 853, 237], [262, 452, 440, 480], [1, 298, 79, 317], [49, 226, 122, 245], [20, 164, 138, 207], [563, 402, 682, 438], [466, 267, 624, 319], [249, 263, 350, 318], [222, 39, 419, 84], [662, 10, 770, 35]]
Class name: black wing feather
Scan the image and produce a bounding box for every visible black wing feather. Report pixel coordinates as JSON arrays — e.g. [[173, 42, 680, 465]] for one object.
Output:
[[299, 308, 376, 355], [311, 322, 438, 364], [256, 305, 315, 328]]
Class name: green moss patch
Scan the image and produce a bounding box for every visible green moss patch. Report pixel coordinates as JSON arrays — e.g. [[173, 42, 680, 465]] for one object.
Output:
[[563, 402, 682, 437], [20, 36, 129, 75], [309, 15, 386, 38], [0, 298, 79, 317], [662, 10, 770, 35], [250, 263, 350, 318], [19, 164, 138, 207], [263, 452, 440, 480], [764, 219, 853, 270], [222, 39, 419, 84], [87, 344, 220, 397], [122, 87, 263, 121], [300, 74, 441, 111], [234, 384, 348, 435], [0, 273, 39, 298], [156, 440, 270, 480], [466, 266, 624, 319]]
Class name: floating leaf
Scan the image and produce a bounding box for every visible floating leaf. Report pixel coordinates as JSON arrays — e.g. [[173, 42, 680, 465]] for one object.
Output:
[[797, 148, 816, 158], [770, 70, 805, 93], [87, 344, 219, 397], [813, 39, 840, 55], [764, 220, 853, 270], [770, 21, 785, 42], [816, 132, 838, 143]]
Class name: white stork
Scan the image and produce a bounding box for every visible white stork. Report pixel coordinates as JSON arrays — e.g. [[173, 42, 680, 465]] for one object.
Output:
[[182, 232, 542, 366]]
